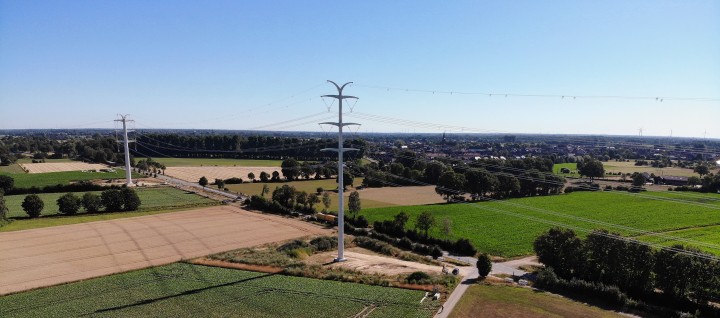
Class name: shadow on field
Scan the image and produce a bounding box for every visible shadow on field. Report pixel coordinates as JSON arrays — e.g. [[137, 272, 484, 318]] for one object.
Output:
[[90, 272, 277, 314]]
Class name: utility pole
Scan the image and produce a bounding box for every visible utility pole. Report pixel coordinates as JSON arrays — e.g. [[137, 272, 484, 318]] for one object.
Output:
[[320, 80, 359, 262], [115, 114, 135, 186]]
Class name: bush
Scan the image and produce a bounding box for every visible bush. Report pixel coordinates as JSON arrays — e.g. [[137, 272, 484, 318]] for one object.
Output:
[[0, 175, 13, 193], [277, 239, 310, 252], [22, 194, 44, 218], [309, 236, 337, 251], [430, 245, 443, 259], [101, 189, 124, 212], [406, 271, 432, 284], [224, 177, 243, 184], [82, 192, 102, 213], [476, 253, 492, 277], [121, 188, 141, 211], [354, 215, 369, 228], [398, 237, 414, 250], [56, 193, 81, 215]]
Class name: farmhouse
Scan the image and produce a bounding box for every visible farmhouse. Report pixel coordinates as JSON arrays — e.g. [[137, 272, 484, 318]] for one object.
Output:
[[658, 175, 689, 186]]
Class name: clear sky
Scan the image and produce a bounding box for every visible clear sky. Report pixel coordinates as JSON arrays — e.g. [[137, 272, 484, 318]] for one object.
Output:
[[1, 0, 718, 138]]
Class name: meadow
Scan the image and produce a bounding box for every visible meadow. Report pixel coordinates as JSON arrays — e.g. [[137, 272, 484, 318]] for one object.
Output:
[[0, 262, 438, 318], [552, 162, 578, 177], [0, 170, 140, 188], [151, 157, 283, 167], [1, 187, 217, 232], [359, 191, 720, 257]]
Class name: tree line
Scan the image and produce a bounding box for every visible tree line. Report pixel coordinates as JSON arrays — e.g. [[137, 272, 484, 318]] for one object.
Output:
[[534, 228, 720, 316], [15, 188, 142, 218]]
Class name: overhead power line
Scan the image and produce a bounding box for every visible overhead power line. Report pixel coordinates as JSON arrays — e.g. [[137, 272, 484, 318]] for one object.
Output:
[[355, 83, 720, 102]]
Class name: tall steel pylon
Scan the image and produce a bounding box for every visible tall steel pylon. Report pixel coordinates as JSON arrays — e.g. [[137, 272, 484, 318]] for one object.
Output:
[[115, 114, 135, 186], [320, 80, 359, 262]]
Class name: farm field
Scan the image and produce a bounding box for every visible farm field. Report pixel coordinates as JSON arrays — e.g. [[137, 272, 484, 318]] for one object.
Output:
[[19, 162, 109, 173], [635, 225, 720, 250], [0, 170, 140, 188], [226, 179, 443, 212], [0, 263, 437, 318], [552, 163, 578, 177], [601, 160, 710, 177], [151, 157, 283, 167], [449, 284, 624, 318], [16, 158, 74, 163], [359, 191, 720, 257], [1, 187, 217, 232], [164, 166, 281, 184]]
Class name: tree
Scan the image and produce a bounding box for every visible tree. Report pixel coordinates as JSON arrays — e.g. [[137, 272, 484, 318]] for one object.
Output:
[[0, 190, 8, 220], [56, 193, 81, 215], [435, 171, 466, 202], [415, 211, 436, 237], [336, 171, 354, 190], [271, 171, 280, 181], [321, 192, 331, 212], [272, 185, 296, 208], [215, 179, 225, 190], [441, 217, 452, 238], [577, 159, 604, 182], [281, 158, 300, 180], [464, 169, 498, 198], [632, 173, 646, 187], [477, 253, 492, 278], [0, 175, 13, 193], [533, 227, 582, 279], [199, 176, 208, 187], [423, 161, 447, 184], [259, 171, 270, 182], [694, 165, 710, 178], [687, 176, 701, 186], [82, 192, 102, 213], [393, 211, 410, 229], [22, 194, 44, 218], [300, 162, 314, 180], [307, 193, 320, 209], [348, 191, 361, 219], [261, 184, 270, 197], [121, 188, 141, 211], [247, 172, 256, 182], [101, 189, 124, 212], [295, 191, 308, 207]]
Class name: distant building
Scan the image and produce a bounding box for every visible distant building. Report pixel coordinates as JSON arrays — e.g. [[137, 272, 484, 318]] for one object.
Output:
[[658, 175, 689, 186]]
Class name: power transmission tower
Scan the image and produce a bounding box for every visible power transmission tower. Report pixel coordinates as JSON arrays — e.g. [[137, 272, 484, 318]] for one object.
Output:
[[115, 114, 135, 186], [319, 80, 359, 262]]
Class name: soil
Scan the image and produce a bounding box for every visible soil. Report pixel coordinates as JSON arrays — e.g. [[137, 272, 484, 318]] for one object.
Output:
[[0, 205, 330, 296], [306, 247, 444, 276], [19, 162, 110, 173]]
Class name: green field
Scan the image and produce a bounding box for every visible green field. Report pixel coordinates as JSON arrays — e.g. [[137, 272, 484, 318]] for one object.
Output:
[[1, 187, 217, 232], [0, 170, 141, 189], [225, 177, 393, 212], [449, 284, 624, 318], [151, 158, 284, 167], [359, 191, 720, 257], [552, 163, 578, 176], [0, 263, 438, 318]]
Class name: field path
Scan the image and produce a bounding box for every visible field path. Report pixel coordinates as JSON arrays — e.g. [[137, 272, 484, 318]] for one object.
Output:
[[0, 206, 329, 296]]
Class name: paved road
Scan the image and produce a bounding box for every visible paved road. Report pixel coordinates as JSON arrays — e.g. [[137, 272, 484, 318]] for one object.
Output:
[[435, 254, 530, 318], [0, 206, 329, 296], [153, 173, 246, 200]]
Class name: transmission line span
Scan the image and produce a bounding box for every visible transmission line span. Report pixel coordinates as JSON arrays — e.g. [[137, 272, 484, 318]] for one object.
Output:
[[319, 80, 360, 262]]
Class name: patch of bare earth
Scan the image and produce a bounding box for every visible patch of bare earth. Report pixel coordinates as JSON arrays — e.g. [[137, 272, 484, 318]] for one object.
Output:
[[307, 247, 444, 276], [358, 186, 445, 206], [20, 162, 110, 173], [0, 205, 329, 295], [164, 166, 281, 183]]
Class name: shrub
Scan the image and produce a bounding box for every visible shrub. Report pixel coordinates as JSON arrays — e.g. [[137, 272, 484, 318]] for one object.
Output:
[[309, 236, 337, 251], [476, 253, 492, 277], [224, 177, 244, 184], [430, 245, 443, 259], [406, 271, 432, 284], [22, 194, 44, 218], [101, 189, 124, 212], [56, 193, 81, 215], [82, 192, 102, 213], [121, 188, 141, 211], [277, 239, 310, 252]]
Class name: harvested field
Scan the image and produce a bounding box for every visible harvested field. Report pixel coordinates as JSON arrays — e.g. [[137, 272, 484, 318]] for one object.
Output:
[[308, 248, 443, 276], [0, 205, 329, 295], [602, 160, 713, 177], [359, 186, 445, 206], [164, 166, 280, 183], [19, 162, 110, 173]]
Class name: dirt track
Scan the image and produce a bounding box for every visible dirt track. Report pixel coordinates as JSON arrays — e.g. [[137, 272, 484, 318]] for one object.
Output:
[[20, 162, 110, 173], [0, 206, 329, 295], [164, 166, 281, 183]]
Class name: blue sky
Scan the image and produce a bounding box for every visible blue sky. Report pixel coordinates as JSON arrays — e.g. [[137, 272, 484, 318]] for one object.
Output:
[[1, 0, 718, 137]]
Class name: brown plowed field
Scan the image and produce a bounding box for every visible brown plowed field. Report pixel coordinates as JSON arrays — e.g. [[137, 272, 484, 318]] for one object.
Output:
[[19, 162, 110, 173], [164, 166, 281, 183], [0, 206, 329, 295]]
